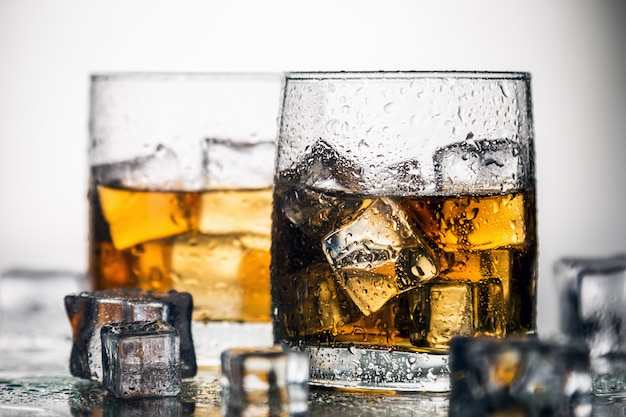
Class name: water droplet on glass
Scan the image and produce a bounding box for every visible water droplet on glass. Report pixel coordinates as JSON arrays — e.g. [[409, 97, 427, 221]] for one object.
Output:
[[383, 102, 396, 113]]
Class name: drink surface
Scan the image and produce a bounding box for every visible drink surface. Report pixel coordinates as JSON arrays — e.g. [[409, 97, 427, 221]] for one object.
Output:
[[89, 179, 273, 323], [271, 181, 537, 353]]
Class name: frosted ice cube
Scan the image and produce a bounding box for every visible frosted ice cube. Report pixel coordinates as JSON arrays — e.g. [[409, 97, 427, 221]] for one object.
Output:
[[92, 144, 185, 190], [278, 186, 371, 237], [409, 281, 473, 350], [554, 255, 626, 395], [220, 346, 309, 417], [289, 139, 364, 192], [408, 278, 506, 349], [170, 233, 271, 322], [101, 320, 181, 398], [322, 198, 438, 315], [554, 255, 626, 358], [434, 138, 522, 193], [65, 289, 196, 381], [473, 277, 507, 337], [367, 159, 423, 194], [203, 138, 275, 189], [278, 264, 360, 337], [440, 250, 511, 304], [198, 188, 272, 236], [449, 337, 592, 417]]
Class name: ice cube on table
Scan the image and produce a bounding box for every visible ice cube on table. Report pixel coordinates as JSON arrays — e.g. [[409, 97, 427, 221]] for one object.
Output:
[[65, 289, 196, 381], [449, 336, 592, 417], [101, 320, 181, 398], [322, 198, 438, 315], [434, 138, 523, 194], [220, 346, 309, 417], [203, 138, 275, 189], [554, 254, 626, 395], [408, 278, 506, 349], [554, 255, 626, 357]]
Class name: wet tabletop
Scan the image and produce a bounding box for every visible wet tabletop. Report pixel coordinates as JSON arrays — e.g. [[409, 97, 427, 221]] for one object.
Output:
[[2, 345, 626, 416], [0, 345, 452, 417], [1, 271, 625, 416]]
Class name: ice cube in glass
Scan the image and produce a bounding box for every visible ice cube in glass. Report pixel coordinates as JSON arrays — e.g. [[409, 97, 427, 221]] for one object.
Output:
[[322, 198, 438, 315], [203, 138, 275, 190], [434, 138, 523, 194], [409, 279, 507, 349]]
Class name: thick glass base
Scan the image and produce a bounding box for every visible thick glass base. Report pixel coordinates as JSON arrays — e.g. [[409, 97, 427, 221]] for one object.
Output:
[[592, 356, 626, 397], [192, 321, 274, 368], [295, 345, 451, 392]]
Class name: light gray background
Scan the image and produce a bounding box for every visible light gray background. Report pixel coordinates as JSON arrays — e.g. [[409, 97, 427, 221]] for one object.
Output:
[[0, 0, 624, 336]]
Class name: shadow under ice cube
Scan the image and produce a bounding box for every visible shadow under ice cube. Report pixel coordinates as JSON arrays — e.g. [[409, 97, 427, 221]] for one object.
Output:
[[220, 346, 309, 417], [102, 396, 186, 417], [101, 320, 181, 399], [65, 289, 196, 381], [322, 198, 438, 315], [449, 337, 592, 417]]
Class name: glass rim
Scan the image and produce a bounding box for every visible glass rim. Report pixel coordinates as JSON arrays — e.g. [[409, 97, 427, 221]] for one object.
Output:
[[90, 71, 283, 82], [285, 70, 530, 81]]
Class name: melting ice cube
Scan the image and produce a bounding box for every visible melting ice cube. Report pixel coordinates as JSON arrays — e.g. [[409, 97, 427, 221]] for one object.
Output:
[[203, 138, 275, 189], [97, 185, 199, 250], [92, 145, 185, 190], [220, 346, 309, 417], [322, 198, 438, 315], [101, 320, 181, 398], [366, 159, 423, 194], [290, 139, 364, 192], [449, 337, 592, 417], [408, 278, 506, 350], [434, 138, 523, 193], [170, 233, 271, 322], [277, 139, 370, 236], [278, 263, 360, 337], [65, 289, 196, 381], [554, 255, 626, 358], [278, 186, 371, 237]]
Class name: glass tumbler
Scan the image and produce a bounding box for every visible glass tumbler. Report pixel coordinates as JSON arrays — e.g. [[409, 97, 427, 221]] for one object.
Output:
[[88, 72, 283, 366], [271, 71, 537, 391]]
